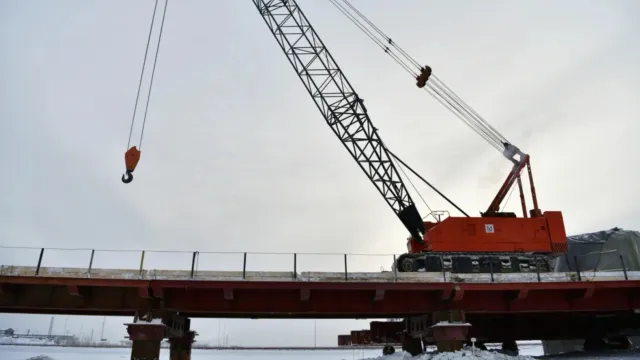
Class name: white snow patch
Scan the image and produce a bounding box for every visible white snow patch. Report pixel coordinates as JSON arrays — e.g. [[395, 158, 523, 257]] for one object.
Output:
[[124, 318, 165, 326], [359, 349, 534, 360], [432, 321, 472, 327], [4, 265, 640, 283]]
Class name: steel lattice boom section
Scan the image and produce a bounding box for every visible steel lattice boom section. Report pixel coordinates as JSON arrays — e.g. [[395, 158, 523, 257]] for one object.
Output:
[[252, 0, 425, 240]]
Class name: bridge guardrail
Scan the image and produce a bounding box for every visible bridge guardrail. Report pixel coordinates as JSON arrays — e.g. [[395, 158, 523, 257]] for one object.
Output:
[[0, 246, 636, 283]]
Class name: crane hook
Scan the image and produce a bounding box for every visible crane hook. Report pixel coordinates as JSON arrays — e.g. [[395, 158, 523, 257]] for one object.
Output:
[[121, 170, 134, 184], [121, 146, 141, 184]]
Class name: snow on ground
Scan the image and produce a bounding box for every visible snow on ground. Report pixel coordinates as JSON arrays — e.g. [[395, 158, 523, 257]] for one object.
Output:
[[361, 348, 534, 360]]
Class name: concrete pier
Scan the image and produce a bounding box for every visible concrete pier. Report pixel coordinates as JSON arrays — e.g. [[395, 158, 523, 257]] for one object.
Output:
[[169, 330, 196, 360], [126, 321, 165, 360], [124, 312, 197, 360]]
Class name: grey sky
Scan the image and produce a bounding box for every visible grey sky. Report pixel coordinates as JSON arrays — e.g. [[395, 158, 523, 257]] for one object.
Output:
[[1, 0, 639, 347]]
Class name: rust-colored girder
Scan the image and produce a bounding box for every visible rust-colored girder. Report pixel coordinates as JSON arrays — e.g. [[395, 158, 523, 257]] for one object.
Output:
[[1, 276, 640, 319]]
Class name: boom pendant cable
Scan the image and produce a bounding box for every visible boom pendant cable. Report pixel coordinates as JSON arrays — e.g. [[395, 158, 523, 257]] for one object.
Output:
[[121, 0, 170, 184], [328, 0, 512, 153]]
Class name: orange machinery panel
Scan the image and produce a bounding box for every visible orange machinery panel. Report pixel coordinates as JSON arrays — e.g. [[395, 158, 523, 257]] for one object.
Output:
[[410, 211, 567, 254]]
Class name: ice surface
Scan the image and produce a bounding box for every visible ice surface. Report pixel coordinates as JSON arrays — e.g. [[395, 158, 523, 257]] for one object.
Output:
[[361, 348, 535, 360], [3, 345, 640, 360]]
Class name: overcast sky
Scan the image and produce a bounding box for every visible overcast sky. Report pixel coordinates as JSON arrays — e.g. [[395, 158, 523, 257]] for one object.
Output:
[[1, 0, 639, 347]]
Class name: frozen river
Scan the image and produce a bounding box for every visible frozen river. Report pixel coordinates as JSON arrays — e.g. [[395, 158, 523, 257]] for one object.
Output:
[[0, 345, 542, 360], [0, 346, 384, 360], [1, 344, 639, 360]]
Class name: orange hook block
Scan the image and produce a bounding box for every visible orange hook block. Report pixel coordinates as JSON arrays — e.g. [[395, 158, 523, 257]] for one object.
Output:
[[415, 65, 432, 88], [125, 146, 141, 172], [121, 146, 141, 184]]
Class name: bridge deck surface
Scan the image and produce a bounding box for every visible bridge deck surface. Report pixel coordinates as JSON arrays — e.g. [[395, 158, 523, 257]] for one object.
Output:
[[2, 266, 639, 283], [3, 266, 640, 320]]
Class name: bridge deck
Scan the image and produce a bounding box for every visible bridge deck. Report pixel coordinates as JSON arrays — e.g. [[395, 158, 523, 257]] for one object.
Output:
[[2, 265, 640, 319], [2, 265, 639, 283]]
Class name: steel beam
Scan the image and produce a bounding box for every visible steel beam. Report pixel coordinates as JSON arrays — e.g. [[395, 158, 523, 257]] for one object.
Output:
[[2, 276, 640, 318]]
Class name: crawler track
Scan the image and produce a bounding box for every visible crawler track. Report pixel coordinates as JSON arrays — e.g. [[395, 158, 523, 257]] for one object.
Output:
[[395, 252, 554, 273]]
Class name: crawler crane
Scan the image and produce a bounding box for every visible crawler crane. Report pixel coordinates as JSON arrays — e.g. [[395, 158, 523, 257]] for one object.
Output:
[[122, 0, 568, 273]]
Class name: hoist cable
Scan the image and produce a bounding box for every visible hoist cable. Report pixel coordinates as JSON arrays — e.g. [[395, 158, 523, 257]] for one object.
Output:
[[392, 155, 434, 217], [329, 0, 511, 152], [423, 85, 502, 150], [126, 0, 160, 149], [120, 0, 169, 184], [387, 150, 469, 217], [431, 75, 507, 144], [335, 0, 504, 147], [501, 181, 517, 212], [428, 80, 503, 149], [327, 0, 416, 77], [340, 0, 422, 69], [138, 0, 169, 150]]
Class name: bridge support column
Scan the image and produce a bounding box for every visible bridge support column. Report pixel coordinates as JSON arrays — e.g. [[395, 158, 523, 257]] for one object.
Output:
[[430, 310, 471, 352], [126, 322, 166, 360], [501, 340, 518, 355], [169, 330, 196, 360]]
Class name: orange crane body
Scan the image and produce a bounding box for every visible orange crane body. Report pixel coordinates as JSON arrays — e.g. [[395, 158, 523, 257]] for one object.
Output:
[[409, 211, 568, 254], [398, 154, 567, 272]]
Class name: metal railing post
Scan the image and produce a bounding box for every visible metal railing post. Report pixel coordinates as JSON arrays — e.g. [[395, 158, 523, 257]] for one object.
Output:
[[293, 253, 297, 279], [242, 252, 247, 279], [489, 261, 495, 283], [35, 248, 45, 276], [535, 257, 541, 282], [190, 251, 198, 279], [344, 254, 348, 281], [393, 255, 397, 283], [138, 250, 146, 279], [87, 249, 95, 277], [574, 255, 581, 281], [620, 254, 628, 280], [564, 253, 572, 271]]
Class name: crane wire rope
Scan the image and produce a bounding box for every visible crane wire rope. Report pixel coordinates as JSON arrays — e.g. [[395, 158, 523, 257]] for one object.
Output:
[[393, 156, 434, 217], [327, 0, 509, 152], [501, 181, 517, 211], [137, 0, 169, 151], [328, 0, 472, 217], [334, 0, 507, 149], [121, 0, 169, 183], [126, 0, 159, 150]]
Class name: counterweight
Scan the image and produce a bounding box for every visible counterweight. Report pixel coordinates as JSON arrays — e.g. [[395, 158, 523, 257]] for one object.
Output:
[[252, 0, 426, 241]]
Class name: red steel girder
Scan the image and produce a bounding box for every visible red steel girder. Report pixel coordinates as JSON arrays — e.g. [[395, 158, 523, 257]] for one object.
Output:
[[2, 276, 640, 318], [0, 276, 150, 288]]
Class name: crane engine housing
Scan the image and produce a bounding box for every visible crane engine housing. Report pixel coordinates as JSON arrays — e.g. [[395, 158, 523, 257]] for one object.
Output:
[[397, 211, 568, 273]]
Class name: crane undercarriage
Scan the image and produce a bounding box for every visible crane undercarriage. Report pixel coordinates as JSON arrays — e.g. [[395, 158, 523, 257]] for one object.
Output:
[[395, 252, 554, 273]]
